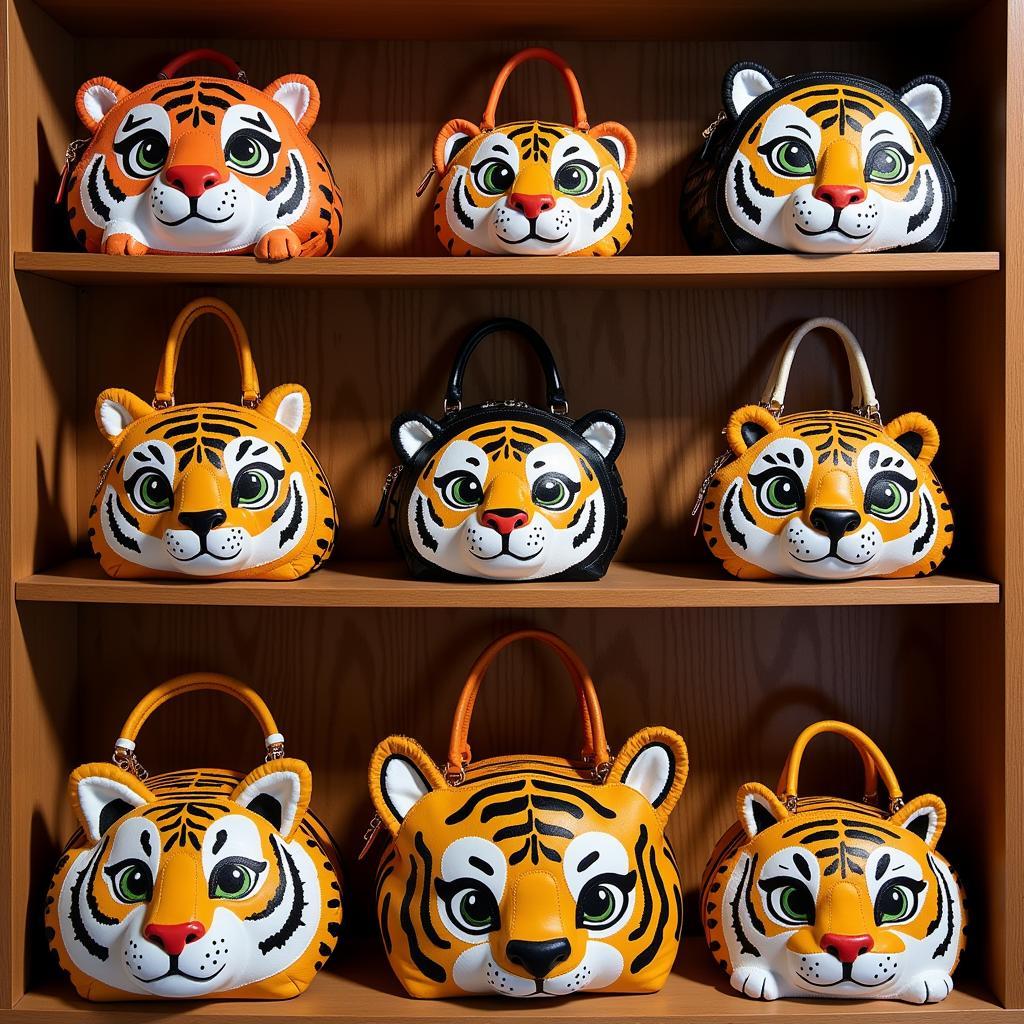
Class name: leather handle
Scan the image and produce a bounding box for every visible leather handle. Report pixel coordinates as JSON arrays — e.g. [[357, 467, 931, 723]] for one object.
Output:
[[779, 720, 904, 814], [444, 317, 567, 415], [481, 47, 589, 132], [777, 743, 880, 808], [153, 298, 261, 410], [760, 317, 880, 422], [159, 49, 247, 82], [445, 630, 610, 782]]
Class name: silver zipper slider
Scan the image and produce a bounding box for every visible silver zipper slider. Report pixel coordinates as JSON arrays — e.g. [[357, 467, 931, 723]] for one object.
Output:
[[415, 166, 436, 198], [690, 449, 733, 536], [358, 815, 383, 860], [373, 465, 403, 527]]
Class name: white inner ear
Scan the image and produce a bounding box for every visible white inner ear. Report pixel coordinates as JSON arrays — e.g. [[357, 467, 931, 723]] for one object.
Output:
[[382, 756, 431, 823], [903, 805, 940, 846], [730, 67, 775, 117], [273, 390, 307, 434], [620, 744, 671, 808], [76, 776, 147, 842], [443, 132, 471, 167], [900, 82, 945, 132], [272, 81, 311, 126], [581, 419, 619, 459], [98, 398, 136, 438], [597, 135, 626, 170], [397, 419, 435, 461], [236, 770, 303, 837], [83, 84, 120, 125], [741, 791, 781, 838]]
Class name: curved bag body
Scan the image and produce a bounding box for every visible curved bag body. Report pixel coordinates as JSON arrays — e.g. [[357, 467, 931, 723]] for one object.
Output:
[[681, 63, 955, 255]]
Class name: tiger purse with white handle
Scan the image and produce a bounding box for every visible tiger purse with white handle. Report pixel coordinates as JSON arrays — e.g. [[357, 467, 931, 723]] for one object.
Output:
[[46, 674, 343, 1001], [368, 629, 688, 998], [701, 720, 965, 1003]]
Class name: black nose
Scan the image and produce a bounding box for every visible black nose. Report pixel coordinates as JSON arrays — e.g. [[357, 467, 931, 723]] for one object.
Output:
[[505, 938, 572, 979], [809, 507, 862, 544], [178, 509, 227, 538]]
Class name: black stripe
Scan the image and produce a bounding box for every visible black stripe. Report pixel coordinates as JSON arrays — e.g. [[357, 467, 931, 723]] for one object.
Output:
[[792, 88, 839, 100], [68, 839, 112, 961], [531, 795, 584, 819], [145, 413, 198, 432], [782, 818, 838, 837], [444, 781, 526, 824], [512, 426, 548, 441], [414, 833, 451, 949], [631, 845, 669, 973], [247, 837, 287, 922], [86, 158, 110, 221], [628, 825, 652, 941], [800, 830, 840, 844], [151, 81, 196, 100], [927, 854, 956, 958], [162, 93, 194, 111], [399, 852, 446, 982], [480, 796, 529, 822], [106, 494, 140, 553], [729, 856, 760, 957], [277, 154, 306, 218], [536, 819, 574, 839], [494, 810, 534, 842], [379, 891, 392, 953], [744, 852, 766, 934], [198, 91, 230, 109], [414, 496, 438, 553], [278, 481, 304, 548], [532, 780, 616, 818], [199, 81, 246, 100]]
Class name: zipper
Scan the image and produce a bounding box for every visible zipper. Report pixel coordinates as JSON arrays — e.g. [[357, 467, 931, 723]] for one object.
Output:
[[415, 166, 436, 198], [56, 138, 90, 205], [373, 465, 403, 526], [690, 448, 733, 536], [357, 814, 383, 860]]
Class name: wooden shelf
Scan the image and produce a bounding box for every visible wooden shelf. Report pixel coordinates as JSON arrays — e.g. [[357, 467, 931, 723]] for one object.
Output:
[[13, 252, 1000, 290], [14, 559, 999, 609]]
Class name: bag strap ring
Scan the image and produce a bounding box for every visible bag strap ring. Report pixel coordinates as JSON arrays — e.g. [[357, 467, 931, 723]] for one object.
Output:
[[760, 317, 880, 423], [158, 49, 248, 84], [481, 47, 589, 133], [778, 720, 904, 816], [445, 629, 610, 785], [113, 673, 283, 780], [153, 297, 261, 410]]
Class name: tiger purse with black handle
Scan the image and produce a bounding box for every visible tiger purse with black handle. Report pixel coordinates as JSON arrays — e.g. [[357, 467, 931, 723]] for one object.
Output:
[[698, 317, 953, 580], [383, 317, 626, 582], [90, 297, 336, 580], [368, 629, 689, 998], [701, 720, 965, 1003], [46, 674, 343, 1001], [680, 62, 955, 254]]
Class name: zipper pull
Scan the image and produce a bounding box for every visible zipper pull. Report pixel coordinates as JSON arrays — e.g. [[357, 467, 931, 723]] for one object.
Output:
[[415, 165, 436, 198], [698, 110, 728, 161], [358, 815, 383, 861], [690, 449, 733, 536], [373, 465, 403, 527], [56, 138, 90, 205]]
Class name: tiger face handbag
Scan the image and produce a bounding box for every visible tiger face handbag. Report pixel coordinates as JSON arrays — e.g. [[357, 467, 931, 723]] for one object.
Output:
[[368, 629, 688, 998], [46, 674, 343, 1001], [701, 720, 965, 1003], [62, 49, 342, 259], [425, 47, 637, 256], [680, 62, 954, 254], [91, 297, 336, 580], [699, 317, 952, 580], [383, 317, 626, 582]]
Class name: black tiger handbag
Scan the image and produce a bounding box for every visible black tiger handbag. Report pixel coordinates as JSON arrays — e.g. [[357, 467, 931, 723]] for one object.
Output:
[[379, 318, 626, 582]]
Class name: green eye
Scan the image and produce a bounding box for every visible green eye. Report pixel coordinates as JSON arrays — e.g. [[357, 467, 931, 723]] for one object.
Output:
[[231, 464, 282, 511], [866, 143, 911, 184], [752, 469, 805, 517], [760, 878, 816, 926], [874, 878, 925, 925], [763, 137, 817, 177], [209, 857, 266, 900], [532, 472, 580, 512], [128, 469, 173, 515], [224, 130, 281, 176], [554, 160, 597, 196], [459, 891, 496, 930], [106, 860, 153, 904], [115, 129, 169, 178], [437, 878, 500, 935], [575, 873, 635, 932], [864, 473, 913, 521], [436, 471, 483, 510], [472, 158, 516, 196], [780, 885, 813, 922]]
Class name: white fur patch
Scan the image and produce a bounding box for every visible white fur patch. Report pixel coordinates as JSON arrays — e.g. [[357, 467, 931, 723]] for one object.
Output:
[[272, 81, 311, 126], [83, 84, 120, 125], [900, 82, 945, 132], [730, 68, 775, 117], [381, 755, 431, 822], [98, 399, 137, 439], [272, 391, 307, 434]]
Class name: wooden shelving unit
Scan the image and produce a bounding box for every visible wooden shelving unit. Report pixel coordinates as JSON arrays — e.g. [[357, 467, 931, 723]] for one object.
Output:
[[2, 0, 1018, 1021]]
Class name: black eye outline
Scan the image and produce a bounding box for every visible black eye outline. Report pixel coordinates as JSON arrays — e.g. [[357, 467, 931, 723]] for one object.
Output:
[[112, 129, 170, 179], [874, 876, 927, 925], [758, 876, 817, 927], [230, 462, 284, 511], [125, 467, 174, 516], [748, 466, 806, 517], [554, 159, 599, 196], [758, 136, 817, 177], [531, 471, 581, 512], [434, 877, 501, 935], [434, 470, 484, 511], [864, 141, 914, 186], [863, 470, 917, 521], [104, 858, 154, 905], [208, 856, 267, 901], [575, 870, 637, 931], [223, 129, 282, 177], [470, 157, 516, 196]]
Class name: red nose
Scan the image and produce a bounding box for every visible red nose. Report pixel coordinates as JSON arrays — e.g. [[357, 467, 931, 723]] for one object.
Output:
[[480, 508, 529, 535], [163, 164, 225, 198], [821, 933, 874, 964], [508, 192, 555, 220], [812, 184, 866, 209], [143, 921, 206, 957]]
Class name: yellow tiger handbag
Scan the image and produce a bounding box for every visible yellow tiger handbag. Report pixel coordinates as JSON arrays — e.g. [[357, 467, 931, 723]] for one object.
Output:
[[701, 721, 965, 1004], [368, 629, 688, 998], [46, 674, 343, 1000], [90, 297, 336, 580], [425, 47, 638, 256]]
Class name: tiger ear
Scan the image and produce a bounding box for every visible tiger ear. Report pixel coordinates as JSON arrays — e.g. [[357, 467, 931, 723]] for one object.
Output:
[[76, 77, 129, 133], [590, 121, 638, 180], [257, 384, 311, 440], [230, 758, 312, 841], [434, 118, 480, 176], [738, 782, 789, 840], [392, 413, 441, 464], [69, 763, 154, 844], [883, 412, 940, 467], [575, 410, 625, 463], [370, 737, 447, 837], [607, 727, 688, 824], [891, 794, 946, 849], [726, 404, 782, 457], [898, 76, 951, 135], [95, 389, 156, 443], [724, 62, 779, 120], [265, 73, 320, 133]]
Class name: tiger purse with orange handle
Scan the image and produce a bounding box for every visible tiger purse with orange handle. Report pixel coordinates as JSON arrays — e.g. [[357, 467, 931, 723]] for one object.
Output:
[[89, 297, 336, 580], [46, 674, 343, 1001], [426, 47, 637, 256], [63, 49, 343, 259], [701, 720, 965, 1003], [369, 629, 688, 998]]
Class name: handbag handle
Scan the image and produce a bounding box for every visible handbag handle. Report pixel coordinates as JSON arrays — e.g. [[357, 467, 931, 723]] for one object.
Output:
[[112, 673, 284, 781], [153, 297, 261, 410], [445, 630, 611, 784], [158, 49, 248, 83], [444, 317, 567, 416], [760, 317, 880, 422], [778, 720, 904, 816], [777, 741, 880, 808], [481, 47, 589, 132]]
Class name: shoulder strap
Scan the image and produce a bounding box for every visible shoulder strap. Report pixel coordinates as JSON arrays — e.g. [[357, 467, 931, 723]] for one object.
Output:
[[481, 48, 589, 132], [158, 49, 247, 83]]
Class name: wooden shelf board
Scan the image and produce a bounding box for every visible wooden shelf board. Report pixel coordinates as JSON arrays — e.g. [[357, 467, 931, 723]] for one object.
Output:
[[13, 252, 1000, 290], [14, 559, 999, 609]]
